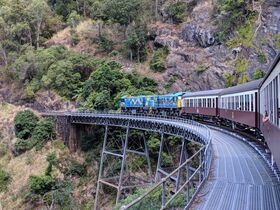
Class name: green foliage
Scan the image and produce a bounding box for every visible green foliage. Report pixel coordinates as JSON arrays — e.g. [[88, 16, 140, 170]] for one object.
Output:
[[114, 187, 162, 210], [150, 47, 169, 72], [28, 175, 56, 195], [225, 13, 256, 48], [14, 110, 39, 139], [164, 75, 178, 90], [97, 35, 114, 53], [275, 34, 280, 49], [80, 129, 103, 152], [217, 0, 251, 41], [31, 118, 56, 150], [238, 72, 250, 84], [45, 152, 57, 176], [53, 139, 66, 150], [80, 61, 157, 110], [224, 72, 235, 87], [253, 68, 264, 80], [125, 24, 147, 62], [14, 139, 32, 154], [166, 1, 187, 24], [235, 58, 249, 73], [257, 51, 266, 63], [64, 161, 86, 177], [42, 60, 82, 99], [196, 63, 209, 74], [97, 0, 141, 26], [0, 168, 11, 192]]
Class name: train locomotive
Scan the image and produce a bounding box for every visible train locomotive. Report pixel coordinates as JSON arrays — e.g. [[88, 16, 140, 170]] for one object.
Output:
[[120, 53, 280, 169], [120, 92, 185, 115]]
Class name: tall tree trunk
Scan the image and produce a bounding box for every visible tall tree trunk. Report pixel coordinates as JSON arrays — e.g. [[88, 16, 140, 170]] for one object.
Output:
[[137, 47, 140, 63], [0, 45, 8, 66], [155, 0, 159, 20], [83, 0, 86, 17], [36, 21, 42, 49]]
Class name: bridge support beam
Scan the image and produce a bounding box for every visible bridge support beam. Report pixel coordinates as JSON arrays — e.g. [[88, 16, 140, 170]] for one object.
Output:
[[94, 124, 153, 209]]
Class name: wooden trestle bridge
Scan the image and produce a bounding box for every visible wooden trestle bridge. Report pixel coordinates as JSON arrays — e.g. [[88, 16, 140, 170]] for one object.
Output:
[[44, 112, 280, 210]]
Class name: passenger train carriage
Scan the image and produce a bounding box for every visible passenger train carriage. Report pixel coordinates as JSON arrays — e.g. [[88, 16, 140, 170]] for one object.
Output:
[[182, 89, 222, 119], [218, 79, 261, 129], [120, 53, 280, 169], [260, 53, 280, 168]]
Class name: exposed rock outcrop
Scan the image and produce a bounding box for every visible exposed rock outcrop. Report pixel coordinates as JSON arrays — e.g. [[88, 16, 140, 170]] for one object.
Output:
[[181, 24, 217, 48], [150, 0, 280, 92]]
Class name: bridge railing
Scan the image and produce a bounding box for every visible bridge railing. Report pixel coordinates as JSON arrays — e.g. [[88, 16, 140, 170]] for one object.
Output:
[[63, 111, 211, 143], [119, 144, 211, 209], [45, 111, 212, 209]]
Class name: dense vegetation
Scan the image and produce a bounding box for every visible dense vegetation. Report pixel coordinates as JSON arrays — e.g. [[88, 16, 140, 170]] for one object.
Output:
[[14, 110, 55, 154]]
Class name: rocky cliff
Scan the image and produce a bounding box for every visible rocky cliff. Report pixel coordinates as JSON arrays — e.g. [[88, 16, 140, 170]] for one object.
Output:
[[149, 0, 280, 92]]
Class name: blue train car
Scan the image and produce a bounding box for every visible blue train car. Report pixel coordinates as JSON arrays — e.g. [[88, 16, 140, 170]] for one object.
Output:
[[121, 92, 185, 115], [120, 95, 146, 113], [158, 92, 185, 115]]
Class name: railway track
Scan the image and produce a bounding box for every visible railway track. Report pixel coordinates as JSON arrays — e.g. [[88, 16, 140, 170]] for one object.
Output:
[[192, 128, 280, 210]]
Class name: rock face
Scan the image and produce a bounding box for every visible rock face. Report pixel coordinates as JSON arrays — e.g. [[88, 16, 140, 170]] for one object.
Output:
[[181, 24, 217, 48], [150, 0, 280, 92]]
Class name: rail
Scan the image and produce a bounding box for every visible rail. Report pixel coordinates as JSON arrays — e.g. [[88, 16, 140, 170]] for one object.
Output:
[[44, 111, 212, 209]]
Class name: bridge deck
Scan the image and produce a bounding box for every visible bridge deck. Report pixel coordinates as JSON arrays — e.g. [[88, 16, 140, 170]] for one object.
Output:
[[192, 129, 280, 210]]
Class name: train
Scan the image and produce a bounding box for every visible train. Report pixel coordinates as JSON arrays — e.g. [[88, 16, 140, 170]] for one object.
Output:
[[121, 53, 280, 169]]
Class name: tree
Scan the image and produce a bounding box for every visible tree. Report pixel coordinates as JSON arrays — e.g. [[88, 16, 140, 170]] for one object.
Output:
[[125, 24, 147, 62], [150, 47, 169, 72], [165, 1, 187, 24], [42, 61, 82, 99], [14, 110, 39, 139], [27, 0, 52, 48], [98, 0, 142, 39]]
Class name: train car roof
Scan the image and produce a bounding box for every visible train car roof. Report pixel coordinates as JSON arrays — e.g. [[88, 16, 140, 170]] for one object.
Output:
[[259, 53, 280, 87], [183, 89, 223, 98], [220, 79, 262, 95]]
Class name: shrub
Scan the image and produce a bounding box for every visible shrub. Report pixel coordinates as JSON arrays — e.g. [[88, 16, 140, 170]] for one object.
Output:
[[196, 63, 209, 74], [45, 152, 57, 176], [97, 35, 114, 53], [224, 72, 235, 87], [257, 51, 266, 63], [31, 118, 56, 150], [253, 68, 264, 80], [28, 175, 56, 195], [275, 34, 280, 49], [235, 58, 249, 73], [14, 110, 39, 139], [166, 1, 187, 24], [164, 75, 178, 90], [238, 72, 250, 84], [0, 168, 11, 192], [64, 161, 86, 177], [150, 48, 169, 72], [14, 139, 32, 155]]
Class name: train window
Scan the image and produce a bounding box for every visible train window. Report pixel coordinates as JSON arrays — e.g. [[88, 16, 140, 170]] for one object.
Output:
[[246, 95, 250, 111], [235, 96, 239, 110], [240, 95, 244, 111]]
